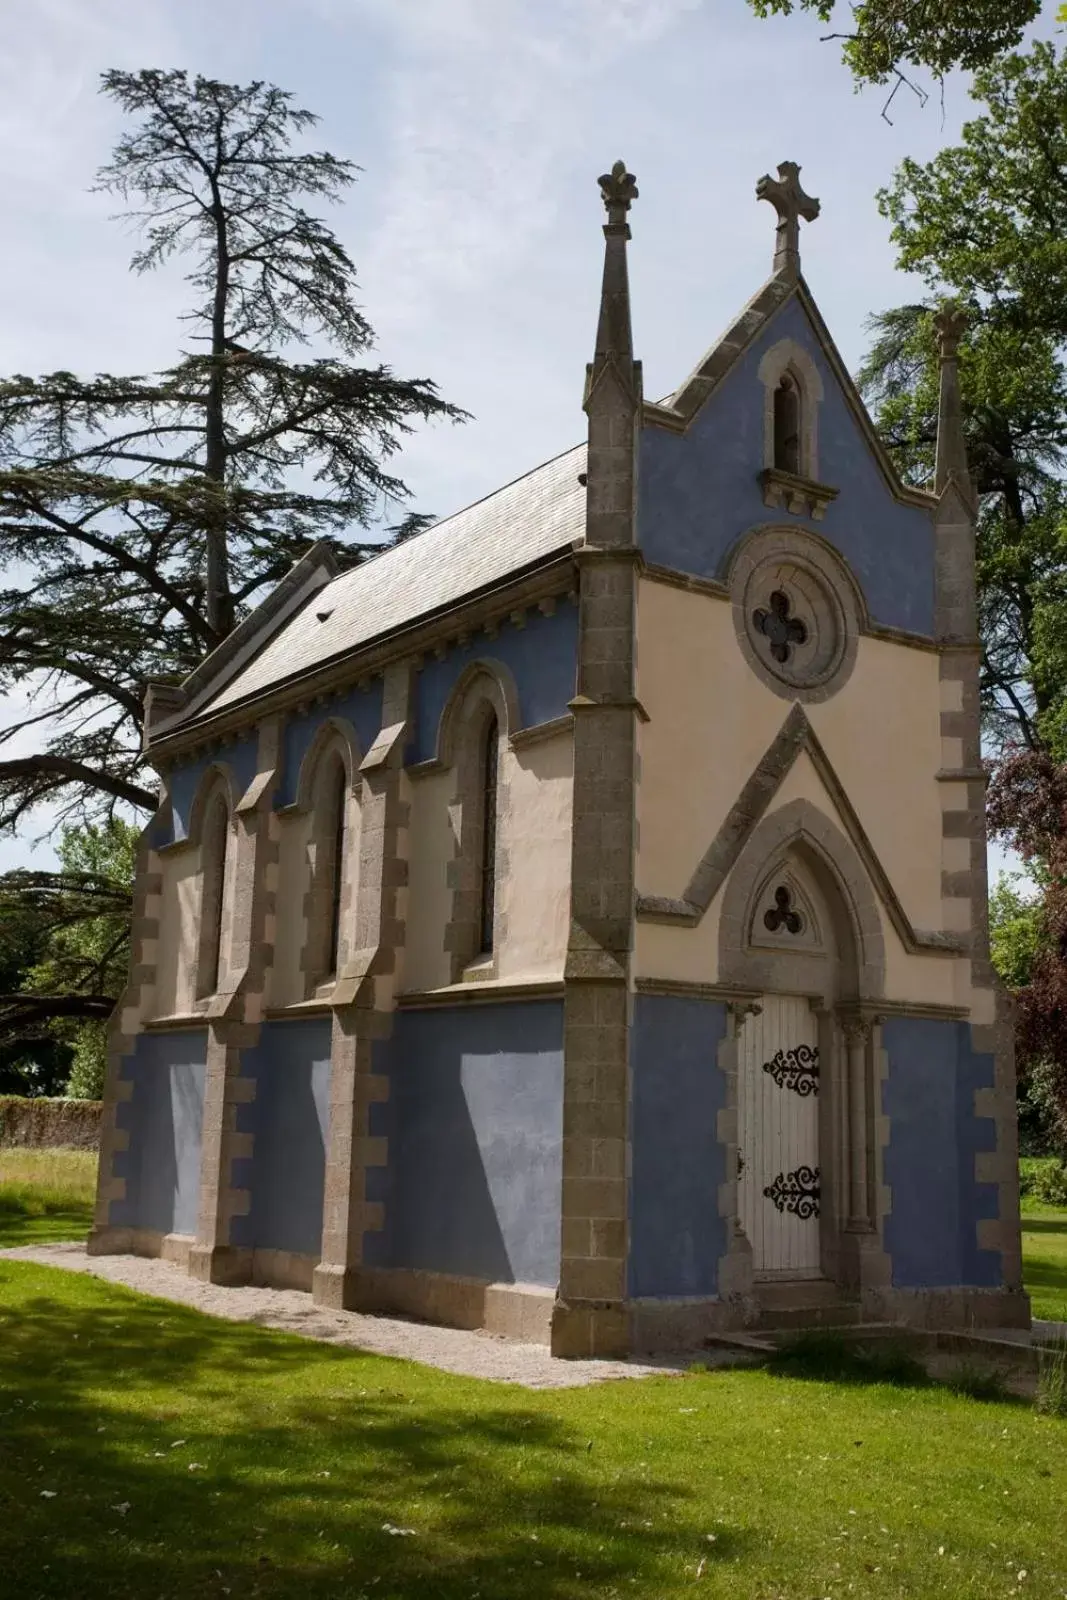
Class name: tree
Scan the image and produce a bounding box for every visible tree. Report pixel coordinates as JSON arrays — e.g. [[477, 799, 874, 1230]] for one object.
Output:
[[858, 303, 1067, 752], [0, 69, 465, 837], [859, 40, 1067, 1147], [0, 892, 71, 1097], [879, 43, 1067, 344], [988, 868, 1063, 1151], [745, 0, 1040, 100], [989, 753, 1067, 1150], [0, 821, 135, 1098], [854, 43, 1067, 752]]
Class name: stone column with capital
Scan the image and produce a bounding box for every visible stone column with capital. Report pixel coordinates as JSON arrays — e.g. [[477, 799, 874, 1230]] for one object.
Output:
[[836, 1012, 891, 1295]]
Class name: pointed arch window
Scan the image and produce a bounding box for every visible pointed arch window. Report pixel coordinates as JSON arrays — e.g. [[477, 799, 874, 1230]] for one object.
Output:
[[773, 374, 802, 475], [479, 712, 499, 955], [197, 786, 231, 998]]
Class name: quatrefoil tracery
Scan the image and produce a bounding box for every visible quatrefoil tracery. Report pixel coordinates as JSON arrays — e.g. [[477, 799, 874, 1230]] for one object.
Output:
[[753, 589, 807, 664]]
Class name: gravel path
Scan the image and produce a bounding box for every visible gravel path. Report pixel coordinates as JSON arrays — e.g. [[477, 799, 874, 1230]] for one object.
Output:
[[1, 1242, 693, 1389]]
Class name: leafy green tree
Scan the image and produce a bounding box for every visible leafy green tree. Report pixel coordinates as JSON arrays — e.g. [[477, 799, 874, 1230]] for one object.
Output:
[[990, 870, 1045, 988], [0, 69, 464, 835], [0, 893, 71, 1096], [856, 44, 1067, 753], [0, 821, 135, 1097], [745, 0, 1040, 94], [989, 753, 1067, 1151], [989, 868, 1062, 1152], [879, 42, 1067, 343], [23, 820, 137, 1099], [858, 303, 1067, 751]]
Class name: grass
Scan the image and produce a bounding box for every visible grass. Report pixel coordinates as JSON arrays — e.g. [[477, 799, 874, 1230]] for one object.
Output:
[[1020, 1198, 1067, 1322], [2, 1262, 1067, 1599], [0, 1146, 96, 1246]]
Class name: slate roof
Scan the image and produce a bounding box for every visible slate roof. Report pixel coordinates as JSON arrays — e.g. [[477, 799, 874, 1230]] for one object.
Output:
[[198, 441, 587, 716]]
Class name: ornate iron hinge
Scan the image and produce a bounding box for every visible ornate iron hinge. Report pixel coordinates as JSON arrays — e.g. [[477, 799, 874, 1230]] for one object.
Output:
[[763, 1165, 820, 1219]]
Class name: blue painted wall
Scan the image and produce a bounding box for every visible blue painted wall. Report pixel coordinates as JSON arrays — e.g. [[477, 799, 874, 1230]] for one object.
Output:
[[278, 679, 384, 808], [882, 1017, 1001, 1289], [166, 737, 260, 844], [112, 1030, 208, 1235], [371, 1001, 564, 1286], [409, 602, 579, 764], [629, 995, 729, 1299], [638, 294, 936, 636], [232, 1018, 332, 1256]]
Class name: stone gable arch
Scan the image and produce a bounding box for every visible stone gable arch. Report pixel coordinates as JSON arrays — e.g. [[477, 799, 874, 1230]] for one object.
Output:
[[718, 797, 885, 1003]]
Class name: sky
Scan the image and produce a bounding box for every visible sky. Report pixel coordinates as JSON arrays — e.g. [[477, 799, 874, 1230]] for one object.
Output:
[[0, 0, 1049, 882]]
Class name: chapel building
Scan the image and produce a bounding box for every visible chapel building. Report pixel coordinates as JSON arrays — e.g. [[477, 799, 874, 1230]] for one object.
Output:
[[91, 159, 1029, 1355]]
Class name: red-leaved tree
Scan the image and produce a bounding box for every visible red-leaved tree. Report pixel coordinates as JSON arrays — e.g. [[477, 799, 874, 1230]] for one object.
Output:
[[988, 749, 1067, 1145]]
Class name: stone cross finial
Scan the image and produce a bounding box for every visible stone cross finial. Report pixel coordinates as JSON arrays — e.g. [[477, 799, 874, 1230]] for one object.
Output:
[[598, 160, 638, 227], [934, 303, 967, 362], [756, 160, 820, 279]]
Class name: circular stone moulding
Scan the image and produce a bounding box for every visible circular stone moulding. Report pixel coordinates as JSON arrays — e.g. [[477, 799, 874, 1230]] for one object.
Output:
[[729, 527, 861, 703]]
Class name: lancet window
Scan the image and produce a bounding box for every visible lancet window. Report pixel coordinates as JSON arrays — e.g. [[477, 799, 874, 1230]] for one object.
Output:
[[479, 712, 499, 956], [197, 784, 231, 998], [773, 374, 802, 475]]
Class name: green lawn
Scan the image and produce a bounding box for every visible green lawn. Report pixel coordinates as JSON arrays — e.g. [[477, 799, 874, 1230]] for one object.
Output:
[[1, 1260, 1066, 1600], [0, 1146, 97, 1245], [1021, 1199, 1067, 1322]]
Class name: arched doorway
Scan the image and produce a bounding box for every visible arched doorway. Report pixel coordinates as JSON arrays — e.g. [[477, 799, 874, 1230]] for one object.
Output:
[[719, 802, 886, 1294]]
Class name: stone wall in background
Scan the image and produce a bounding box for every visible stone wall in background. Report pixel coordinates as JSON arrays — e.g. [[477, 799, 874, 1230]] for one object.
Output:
[[0, 1096, 102, 1149]]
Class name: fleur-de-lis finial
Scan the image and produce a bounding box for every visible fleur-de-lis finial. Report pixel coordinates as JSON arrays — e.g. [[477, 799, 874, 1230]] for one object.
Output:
[[598, 160, 638, 226], [934, 302, 967, 362]]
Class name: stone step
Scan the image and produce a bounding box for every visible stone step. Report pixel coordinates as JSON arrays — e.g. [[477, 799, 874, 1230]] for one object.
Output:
[[755, 1278, 844, 1310], [755, 1303, 863, 1333]]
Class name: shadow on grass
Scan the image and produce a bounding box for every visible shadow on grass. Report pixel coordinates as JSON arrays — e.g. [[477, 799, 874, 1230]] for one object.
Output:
[[0, 1213, 91, 1247], [1024, 1217, 1067, 1238], [766, 1330, 1022, 1406], [0, 1263, 744, 1599], [0, 1192, 92, 1248]]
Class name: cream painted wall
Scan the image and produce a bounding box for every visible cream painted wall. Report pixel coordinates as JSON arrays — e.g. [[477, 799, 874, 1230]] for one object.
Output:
[[498, 733, 572, 980], [810, 636, 943, 931], [635, 580, 943, 928], [402, 767, 455, 994], [635, 579, 786, 902], [634, 577, 960, 1007], [153, 845, 201, 1018]]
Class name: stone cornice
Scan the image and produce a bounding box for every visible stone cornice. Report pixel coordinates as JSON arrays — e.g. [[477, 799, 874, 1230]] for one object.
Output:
[[147, 553, 579, 765], [396, 976, 565, 1009], [639, 558, 940, 654]]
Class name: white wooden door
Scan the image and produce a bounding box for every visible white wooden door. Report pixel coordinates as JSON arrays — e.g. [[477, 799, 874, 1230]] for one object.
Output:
[[737, 995, 821, 1277]]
